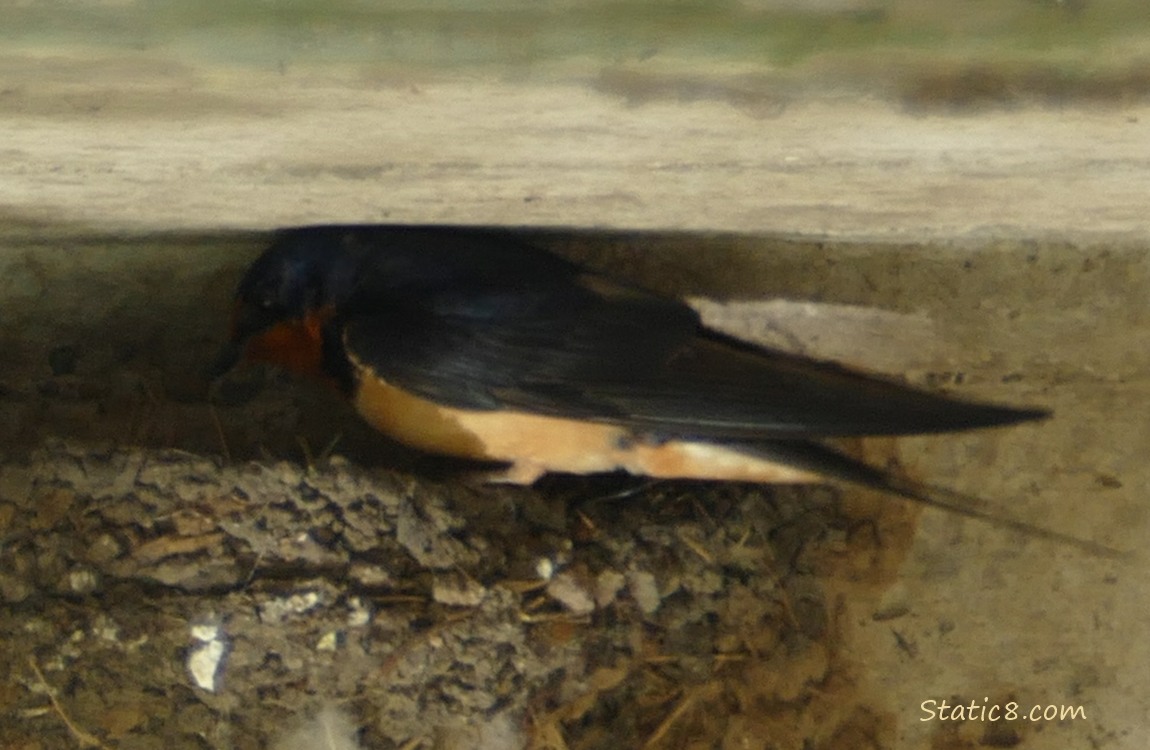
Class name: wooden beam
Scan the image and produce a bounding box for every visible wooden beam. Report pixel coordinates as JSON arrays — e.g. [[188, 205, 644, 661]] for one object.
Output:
[[2, 56, 1149, 239]]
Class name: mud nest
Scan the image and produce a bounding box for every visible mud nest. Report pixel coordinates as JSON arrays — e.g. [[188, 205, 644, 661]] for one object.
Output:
[[0, 442, 908, 749]]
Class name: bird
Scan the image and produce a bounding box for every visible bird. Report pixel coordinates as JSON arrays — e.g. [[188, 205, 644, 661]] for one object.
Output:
[[211, 225, 1113, 556]]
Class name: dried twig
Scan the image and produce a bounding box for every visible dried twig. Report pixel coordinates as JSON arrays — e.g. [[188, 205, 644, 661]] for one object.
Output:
[[642, 682, 720, 750], [207, 400, 231, 464], [25, 656, 112, 750]]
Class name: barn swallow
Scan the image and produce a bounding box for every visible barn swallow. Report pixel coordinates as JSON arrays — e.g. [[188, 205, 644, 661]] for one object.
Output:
[[212, 225, 1113, 555]]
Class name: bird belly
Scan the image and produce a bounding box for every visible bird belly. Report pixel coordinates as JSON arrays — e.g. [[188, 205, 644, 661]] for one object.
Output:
[[351, 370, 821, 485]]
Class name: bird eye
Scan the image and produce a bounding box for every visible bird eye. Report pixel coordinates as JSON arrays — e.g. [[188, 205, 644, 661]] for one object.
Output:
[[256, 292, 277, 311]]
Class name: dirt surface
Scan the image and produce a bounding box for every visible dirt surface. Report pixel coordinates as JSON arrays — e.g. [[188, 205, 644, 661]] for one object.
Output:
[[0, 441, 917, 749]]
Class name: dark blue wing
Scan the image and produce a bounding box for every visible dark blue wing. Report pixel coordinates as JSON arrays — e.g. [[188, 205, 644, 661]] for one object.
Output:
[[336, 228, 1046, 440]]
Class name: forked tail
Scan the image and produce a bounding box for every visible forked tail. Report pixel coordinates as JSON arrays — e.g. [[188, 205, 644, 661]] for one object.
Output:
[[737, 439, 1128, 560]]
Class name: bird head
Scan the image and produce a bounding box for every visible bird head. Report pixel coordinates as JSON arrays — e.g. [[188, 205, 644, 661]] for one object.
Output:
[[211, 228, 356, 382]]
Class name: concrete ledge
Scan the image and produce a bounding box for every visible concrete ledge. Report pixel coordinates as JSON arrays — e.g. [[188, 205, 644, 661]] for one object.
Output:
[[2, 63, 1150, 239]]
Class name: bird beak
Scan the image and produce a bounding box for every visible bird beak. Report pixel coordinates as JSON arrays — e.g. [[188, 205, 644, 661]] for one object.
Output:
[[208, 300, 251, 379], [209, 340, 243, 378]]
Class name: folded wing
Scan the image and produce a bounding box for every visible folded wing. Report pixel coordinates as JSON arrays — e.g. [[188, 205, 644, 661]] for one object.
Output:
[[341, 260, 1045, 441]]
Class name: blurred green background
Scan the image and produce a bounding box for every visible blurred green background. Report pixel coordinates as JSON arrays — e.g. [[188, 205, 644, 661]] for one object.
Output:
[[5, 0, 1150, 107]]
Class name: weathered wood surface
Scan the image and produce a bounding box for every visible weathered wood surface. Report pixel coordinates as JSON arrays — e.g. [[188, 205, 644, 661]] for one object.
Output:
[[1, 59, 1149, 240]]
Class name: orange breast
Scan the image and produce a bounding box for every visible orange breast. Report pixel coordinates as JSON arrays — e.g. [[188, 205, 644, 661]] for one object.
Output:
[[346, 345, 821, 486], [242, 306, 336, 385]]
